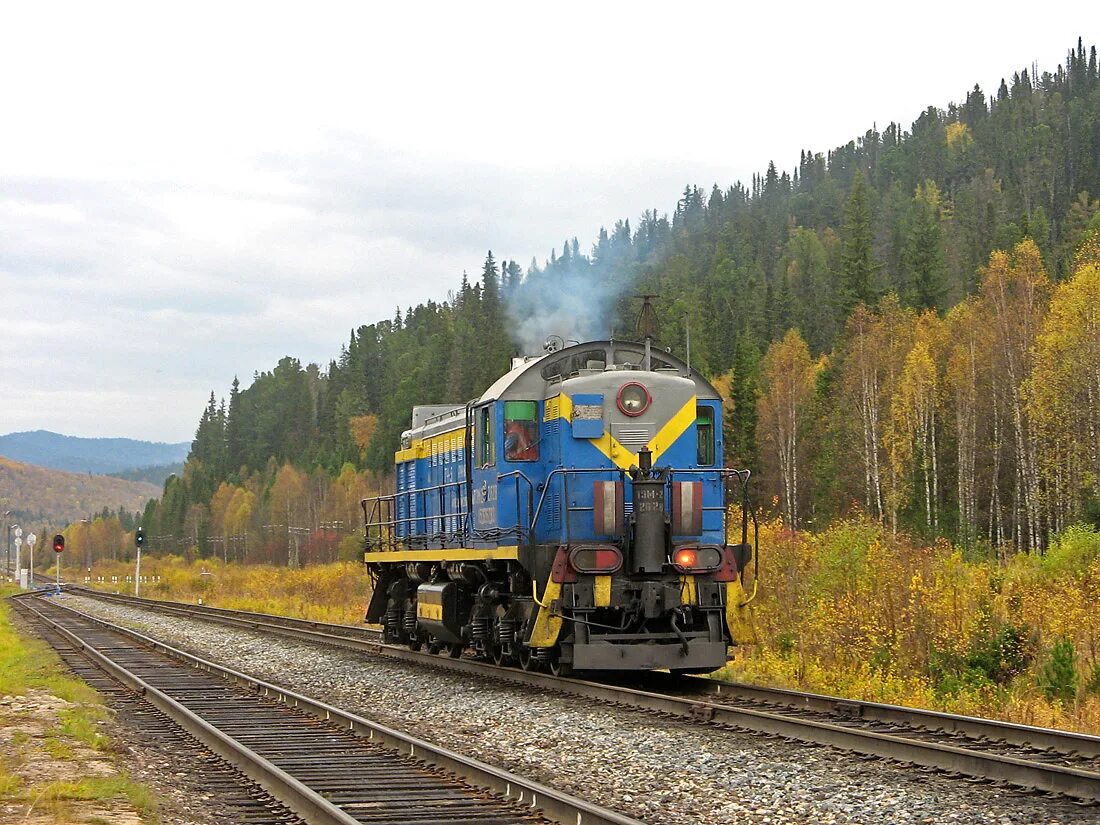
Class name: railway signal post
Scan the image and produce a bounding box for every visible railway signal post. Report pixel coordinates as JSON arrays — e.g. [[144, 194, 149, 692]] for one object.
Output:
[[53, 534, 64, 587], [134, 528, 145, 596]]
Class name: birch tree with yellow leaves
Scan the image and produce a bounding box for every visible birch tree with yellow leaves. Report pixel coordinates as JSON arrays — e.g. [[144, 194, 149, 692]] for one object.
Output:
[[757, 330, 822, 528], [979, 239, 1050, 552], [888, 312, 945, 533], [1030, 233, 1100, 533]]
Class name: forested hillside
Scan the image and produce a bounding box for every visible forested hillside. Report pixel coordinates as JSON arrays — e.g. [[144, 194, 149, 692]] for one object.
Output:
[[0, 456, 158, 528], [126, 40, 1100, 562]]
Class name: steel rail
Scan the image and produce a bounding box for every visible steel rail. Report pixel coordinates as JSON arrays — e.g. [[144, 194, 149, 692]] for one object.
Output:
[[656, 671, 1100, 760], [15, 593, 642, 825], [15, 596, 361, 825], [66, 586, 1100, 803]]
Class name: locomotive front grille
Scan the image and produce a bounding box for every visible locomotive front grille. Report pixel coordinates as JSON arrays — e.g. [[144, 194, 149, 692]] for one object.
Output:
[[611, 423, 655, 452]]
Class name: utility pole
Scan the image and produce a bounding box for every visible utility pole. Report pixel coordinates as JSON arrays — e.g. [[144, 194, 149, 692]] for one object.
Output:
[[3, 511, 10, 579]]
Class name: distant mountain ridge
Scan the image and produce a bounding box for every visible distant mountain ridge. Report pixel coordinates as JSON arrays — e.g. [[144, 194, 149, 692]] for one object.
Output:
[[0, 430, 189, 475]]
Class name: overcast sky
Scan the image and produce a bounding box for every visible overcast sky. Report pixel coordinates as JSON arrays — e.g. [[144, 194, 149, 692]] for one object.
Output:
[[0, 2, 1089, 443]]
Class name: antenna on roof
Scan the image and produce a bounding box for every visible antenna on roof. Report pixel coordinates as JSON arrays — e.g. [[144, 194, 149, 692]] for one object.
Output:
[[633, 294, 660, 341], [634, 294, 659, 371]]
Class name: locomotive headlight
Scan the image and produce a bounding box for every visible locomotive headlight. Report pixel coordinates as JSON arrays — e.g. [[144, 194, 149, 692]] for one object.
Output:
[[617, 382, 651, 417]]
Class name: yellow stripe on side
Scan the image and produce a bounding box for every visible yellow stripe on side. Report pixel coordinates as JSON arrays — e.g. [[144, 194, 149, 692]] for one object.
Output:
[[395, 428, 466, 465], [365, 546, 519, 563], [528, 577, 563, 648], [724, 579, 758, 645], [679, 575, 697, 606], [594, 575, 612, 607]]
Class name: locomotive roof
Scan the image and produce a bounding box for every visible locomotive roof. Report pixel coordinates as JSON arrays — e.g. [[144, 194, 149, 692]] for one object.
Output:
[[479, 339, 721, 403]]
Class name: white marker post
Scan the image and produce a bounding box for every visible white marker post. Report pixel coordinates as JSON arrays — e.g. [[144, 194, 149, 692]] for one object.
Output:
[[14, 535, 23, 589], [25, 533, 35, 588]]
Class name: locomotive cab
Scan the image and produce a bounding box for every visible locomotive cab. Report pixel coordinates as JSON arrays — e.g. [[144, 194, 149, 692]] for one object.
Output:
[[362, 340, 757, 674]]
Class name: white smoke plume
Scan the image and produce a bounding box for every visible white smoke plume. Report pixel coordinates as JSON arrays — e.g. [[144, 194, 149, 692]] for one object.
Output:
[[505, 259, 623, 355]]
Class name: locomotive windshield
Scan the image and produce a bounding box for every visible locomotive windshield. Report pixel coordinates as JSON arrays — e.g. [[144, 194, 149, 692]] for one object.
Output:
[[504, 401, 539, 461]]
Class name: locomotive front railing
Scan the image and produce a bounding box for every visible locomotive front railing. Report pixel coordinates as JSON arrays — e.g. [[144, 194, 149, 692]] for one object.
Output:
[[527, 466, 753, 544]]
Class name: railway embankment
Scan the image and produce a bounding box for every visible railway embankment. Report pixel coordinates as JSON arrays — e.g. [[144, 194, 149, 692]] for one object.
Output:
[[62, 590, 1099, 825]]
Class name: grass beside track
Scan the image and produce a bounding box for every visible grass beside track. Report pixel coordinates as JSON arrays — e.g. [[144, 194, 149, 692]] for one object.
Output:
[[0, 585, 158, 823], [82, 557, 371, 625]]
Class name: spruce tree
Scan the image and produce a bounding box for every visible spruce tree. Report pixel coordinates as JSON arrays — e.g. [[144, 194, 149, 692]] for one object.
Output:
[[838, 171, 878, 319], [726, 330, 761, 472], [904, 182, 947, 310]]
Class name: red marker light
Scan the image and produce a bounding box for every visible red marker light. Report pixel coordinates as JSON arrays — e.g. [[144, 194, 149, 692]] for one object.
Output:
[[674, 548, 698, 568]]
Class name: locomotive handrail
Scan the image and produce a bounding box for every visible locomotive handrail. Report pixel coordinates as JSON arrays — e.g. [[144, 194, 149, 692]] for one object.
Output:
[[528, 467, 626, 541], [527, 466, 754, 548], [361, 479, 471, 551], [496, 471, 536, 546]]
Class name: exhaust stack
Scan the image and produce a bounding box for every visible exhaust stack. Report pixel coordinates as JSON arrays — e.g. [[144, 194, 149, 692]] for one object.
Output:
[[629, 448, 669, 574]]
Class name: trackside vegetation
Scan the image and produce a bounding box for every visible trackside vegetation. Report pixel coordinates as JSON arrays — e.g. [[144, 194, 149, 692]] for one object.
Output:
[[0, 586, 158, 821], [719, 518, 1100, 734]]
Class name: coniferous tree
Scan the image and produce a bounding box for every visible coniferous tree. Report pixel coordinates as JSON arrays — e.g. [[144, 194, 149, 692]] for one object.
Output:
[[726, 330, 761, 472], [837, 171, 878, 318], [904, 181, 948, 310]]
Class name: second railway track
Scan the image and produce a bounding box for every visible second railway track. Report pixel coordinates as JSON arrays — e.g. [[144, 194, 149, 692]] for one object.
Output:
[[12, 592, 641, 825], [65, 585, 1100, 805]]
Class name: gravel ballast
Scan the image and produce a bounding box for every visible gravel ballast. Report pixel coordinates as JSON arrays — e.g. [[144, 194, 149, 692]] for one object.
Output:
[[61, 593, 1096, 825]]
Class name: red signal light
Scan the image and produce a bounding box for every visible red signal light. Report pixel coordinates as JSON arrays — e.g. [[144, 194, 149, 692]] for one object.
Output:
[[53, 533, 65, 553], [568, 545, 623, 573], [674, 548, 698, 568], [671, 545, 723, 572]]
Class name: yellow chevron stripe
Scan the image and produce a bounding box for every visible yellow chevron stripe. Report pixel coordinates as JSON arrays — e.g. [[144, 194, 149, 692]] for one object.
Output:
[[584, 396, 698, 470]]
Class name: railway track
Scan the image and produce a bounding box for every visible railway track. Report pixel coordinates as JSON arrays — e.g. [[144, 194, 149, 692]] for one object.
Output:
[[66, 586, 1100, 804], [12, 592, 641, 825]]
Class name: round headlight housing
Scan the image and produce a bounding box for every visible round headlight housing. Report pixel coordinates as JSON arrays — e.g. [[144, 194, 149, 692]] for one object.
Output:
[[617, 382, 651, 417]]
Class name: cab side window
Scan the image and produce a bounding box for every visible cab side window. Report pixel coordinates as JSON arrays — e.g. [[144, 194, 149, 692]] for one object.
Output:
[[504, 401, 539, 461], [476, 405, 495, 466], [696, 406, 715, 466]]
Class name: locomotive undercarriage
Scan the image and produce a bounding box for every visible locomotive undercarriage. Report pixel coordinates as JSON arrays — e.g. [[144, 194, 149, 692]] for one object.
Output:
[[369, 553, 732, 674]]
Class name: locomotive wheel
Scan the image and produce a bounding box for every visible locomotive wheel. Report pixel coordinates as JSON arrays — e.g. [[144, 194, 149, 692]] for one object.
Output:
[[518, 646, 535, 671], [548, 649, 572, 678], [427, 641, 442, 655], [446, 643, 464, 658], [408, 637, 422, 652]]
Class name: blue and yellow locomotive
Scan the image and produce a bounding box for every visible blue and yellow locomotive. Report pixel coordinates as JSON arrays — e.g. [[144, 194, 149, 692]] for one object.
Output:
[[362, 338, 757, 673]]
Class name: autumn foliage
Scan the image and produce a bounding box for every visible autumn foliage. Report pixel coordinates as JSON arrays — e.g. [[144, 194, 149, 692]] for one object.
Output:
[[753, 237, 1100, 552], [721, 516, 1100, 733]]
